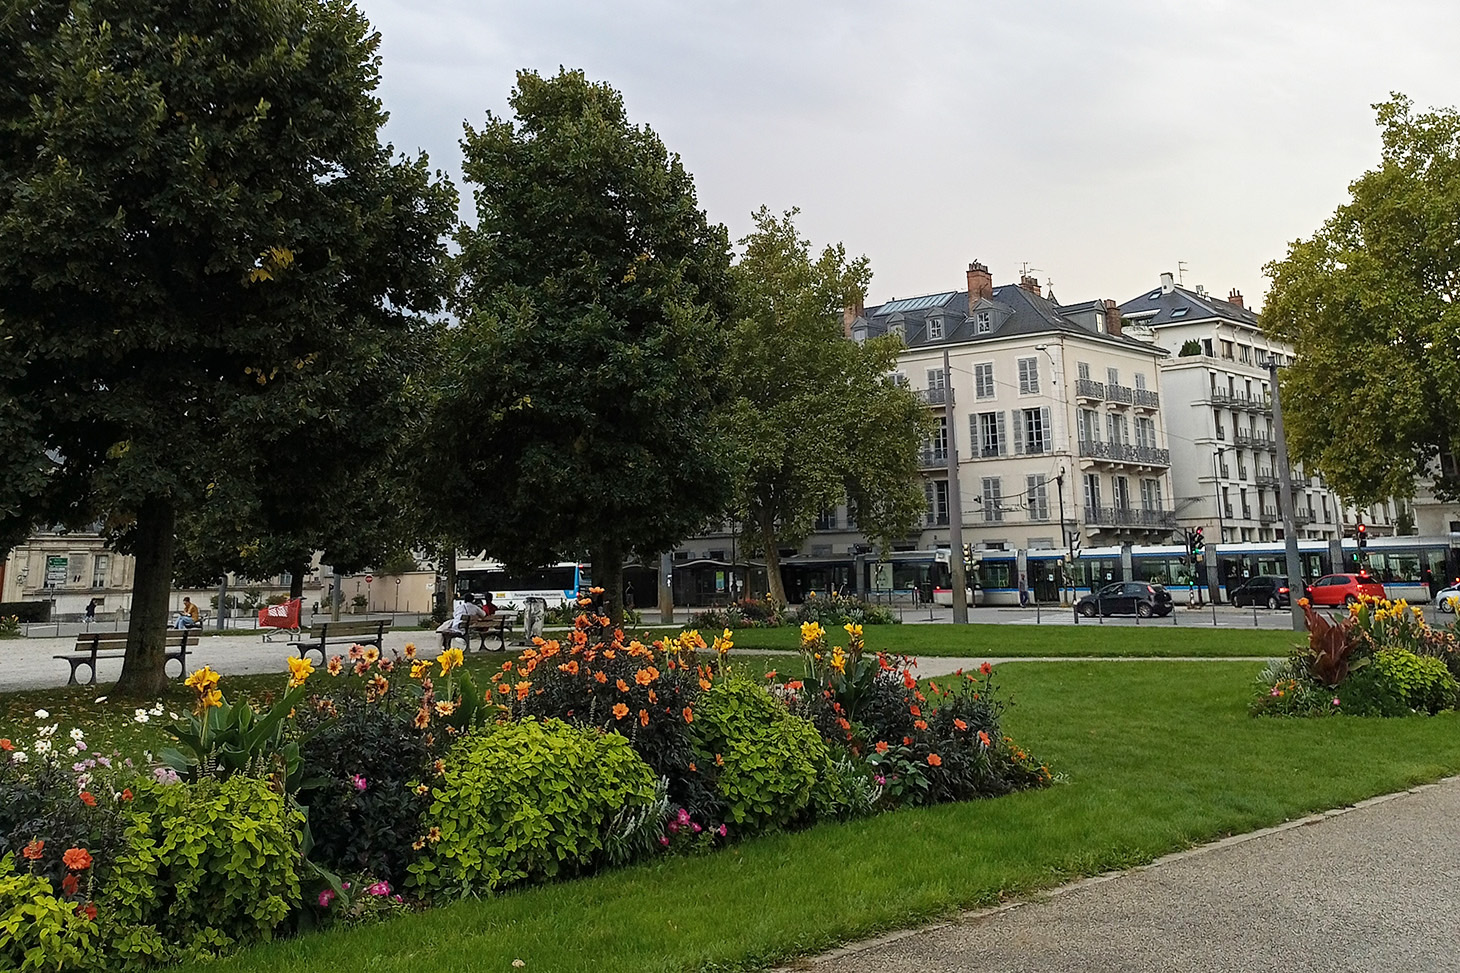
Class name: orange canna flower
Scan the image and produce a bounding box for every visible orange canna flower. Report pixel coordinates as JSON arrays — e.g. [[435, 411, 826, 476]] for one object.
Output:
[[954, 719, 968, 731], [914, 719, 927, 731], [593, 670, 607, 684], [979, 662, 993, 676], [978, 730, 991, 747], [875, 741, 889, 754], [909, 705, 921, 717], [62, 847, 93, 871], [616, 678, 630, 692], [79, 792, 97, 807], [639, 709, 649, 727], [682, 707, 694, 723], [20, 839, 43, 861], [927, 754, 943, 767]]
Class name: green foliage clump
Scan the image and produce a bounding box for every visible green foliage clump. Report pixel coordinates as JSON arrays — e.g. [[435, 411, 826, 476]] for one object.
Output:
[[794, 592, 899, 627], [691, 673, 826, 834], [0, 861, 98, 971], [1365, 649, 1457, 714], [1178, 339, 1203, 356], [409, 718, 656, 898], [105, 776, 304, 959]]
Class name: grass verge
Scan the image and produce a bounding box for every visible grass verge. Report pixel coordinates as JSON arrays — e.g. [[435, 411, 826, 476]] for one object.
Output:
[[194, 661, 1460, 973]]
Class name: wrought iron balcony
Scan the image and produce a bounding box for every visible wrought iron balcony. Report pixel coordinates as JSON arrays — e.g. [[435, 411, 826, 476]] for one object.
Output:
[[1259, 507, 1277, 524], [1255, 468, 1278, 487], [1133, 388, 1160, 409], [1077, 440, 1170, 466], [917, 388, 948, 407], [1106, 384, 1134, 405], [1075, 378, 1106, 400], [1082, 506, 1178, 529], [918, 447, 948, 469]]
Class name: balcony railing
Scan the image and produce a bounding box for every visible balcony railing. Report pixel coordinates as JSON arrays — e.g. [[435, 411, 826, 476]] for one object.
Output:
[[1255, 468, 1278, 487], [1241, 506, 1253, 519], [918, 447, 948, 469], [1259, 507, 1277, 524], [1106, 384, 1134, 405], [1133, 388, 1160, 409], [1223, 503, 1235, 519], [1077, 440, 1171, 466], [923, 513, 950, 527], [917, 388, 948, 407], [1075, 378, 1106, 400], [1082, 506, 1178, 529], [1233, 430, 1274, 449], [1294, 511, 1315, 527]]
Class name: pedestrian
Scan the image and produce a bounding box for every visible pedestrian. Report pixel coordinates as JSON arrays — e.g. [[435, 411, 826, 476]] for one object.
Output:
[[84, 598, 98, 624]]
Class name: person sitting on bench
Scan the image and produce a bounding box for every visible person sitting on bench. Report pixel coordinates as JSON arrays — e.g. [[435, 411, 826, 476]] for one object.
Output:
[[174, 597, 200, 630], [435, 593, 485, 648]]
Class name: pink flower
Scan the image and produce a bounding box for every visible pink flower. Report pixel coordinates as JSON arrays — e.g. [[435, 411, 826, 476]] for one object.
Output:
[[366, 881, 391, 897], [1269, 686, 1281, 697], [350, 774, 367, 792], [875, 775, 887, 786], [1332, 697, 1341, 706], [318, 889, 335, 908], [692, 823, 702, 834], [676, 808, 691, 826], [717, 823, 728, 838], [658, 835, 670, 847], [667, 819, 679, 834]]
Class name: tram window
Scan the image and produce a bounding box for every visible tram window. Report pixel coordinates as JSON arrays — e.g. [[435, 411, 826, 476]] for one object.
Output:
[[978, 561, 1014, 589]]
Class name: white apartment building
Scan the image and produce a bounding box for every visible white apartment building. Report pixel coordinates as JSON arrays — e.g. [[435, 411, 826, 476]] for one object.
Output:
[[1118, 274, 1344, 544], [852, 262, 1178, 553]]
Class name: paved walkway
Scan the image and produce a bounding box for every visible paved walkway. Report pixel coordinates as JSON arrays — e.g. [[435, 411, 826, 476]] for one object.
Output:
[[792, 777, 1460, 973]]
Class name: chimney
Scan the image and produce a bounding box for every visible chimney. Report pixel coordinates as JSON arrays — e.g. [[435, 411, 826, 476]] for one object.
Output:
[[1019, 275, 1041, 296], [966, 261, 993, 311], [1103, 299, 1123, 337], [1228, 288, 1245, 309], [841, 291, 865, 337], [1159, 272, 1175, 294]]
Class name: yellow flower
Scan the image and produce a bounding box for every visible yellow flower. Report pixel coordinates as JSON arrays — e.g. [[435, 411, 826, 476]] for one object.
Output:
[[411, 660, 431, 680], [363, 647, 380, 665], [713, 627, 734, 655], [830, 646, 847, 674], [403, 643, 417, 660], [843, 622, 863, 641], [185, 666, 220, 693], [199, 688, 223, 710], [800, 621, 825, 645], [286, 656, 314, 688], [438, 647, 464, 676]]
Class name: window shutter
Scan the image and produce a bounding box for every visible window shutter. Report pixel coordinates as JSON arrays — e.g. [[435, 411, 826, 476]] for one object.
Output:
[[1105, 414, 1115, 444], [1040, 407, 1052, 453], [996, 412, 1007, 455], [969, 414, 979, 452], [1011, 410, 1024, 455]]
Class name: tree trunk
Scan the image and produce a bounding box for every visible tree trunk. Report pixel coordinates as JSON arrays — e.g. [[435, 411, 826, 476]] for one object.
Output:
[[288, 558, 306, 600], [760, 516, 787, 606], [443, 547, 457, 608], [115, 495, 176, 698], [593, 542, 624, 626]]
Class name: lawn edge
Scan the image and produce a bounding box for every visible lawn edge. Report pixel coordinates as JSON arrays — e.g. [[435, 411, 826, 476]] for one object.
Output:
[[774, 773, 1460, 971]]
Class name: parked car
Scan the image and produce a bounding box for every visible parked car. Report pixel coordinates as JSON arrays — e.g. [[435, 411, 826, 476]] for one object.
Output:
[[1229, 575, 1294, 609], [1304, 573, 1387, 607], [1074, 582, 1174, 618], [1436, 584, 1460, 614]]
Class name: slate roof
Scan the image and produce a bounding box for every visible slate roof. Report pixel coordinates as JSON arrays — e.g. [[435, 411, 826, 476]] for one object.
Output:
[[1117, 284, 1262, 328], [859, 283, 1167, 355]]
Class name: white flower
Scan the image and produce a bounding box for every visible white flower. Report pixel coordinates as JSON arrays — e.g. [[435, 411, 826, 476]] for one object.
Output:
[[144, 750, 153, 764], [133, 709, 150, 724], [12, 752, 27, 764], [34, 739, 50, 755], [66, 746, 78, 757], [168, 713, 178, 720], [33, 709, 48, 719], [93, 696, 107, 703], [69, 728, 84, 742], [149, 703, 164, 716], [40, 724, 57, 738]]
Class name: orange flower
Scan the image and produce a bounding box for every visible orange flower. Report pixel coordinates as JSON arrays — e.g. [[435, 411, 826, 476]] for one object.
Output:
[[404, 643, 417, 660], [433, 759, 445, 776], [699, 678, 713, 691], [326, 656, 344, 676], [979, 662, 993, 675], [689, 762, 697, 772], [954, 719, 968, 731], [558, 660, 580, 676], [639, 709, 649, 727], [914, 719, 927, 731], [648, 689, 658, 703], [120, 789, 133, 801], [875, 741, 889, 754], [715, 753, 724, 766], [786, 680, 803, 691], [79, 792, 97, 807], [978, 730, 991, 747], [593, 671, 608, 684], [20, 839, 43, 861], [837, 717, 851, 731], [613, 703, 629, 720], [682, 707, 694, 723], [61, 874, 79, 896], [496, 682, 511, 694], [927, 754, 943, 767], [0, 739, 12, 751], [909, 705, 921, 717], [77, 902, 97, 921], [413, 707, 430, 730], [902, 736, 914, 746], [62, 848, 93, 871], [634, 669, 653, 686], [764, 670, 777, 680], [903, 672, 917, 689], [515, 681, 532, 700], [616, 678, 630, 692]]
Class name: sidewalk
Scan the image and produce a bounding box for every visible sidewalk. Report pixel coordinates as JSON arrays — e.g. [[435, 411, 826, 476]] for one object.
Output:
[[793, 776, 1460, 972]]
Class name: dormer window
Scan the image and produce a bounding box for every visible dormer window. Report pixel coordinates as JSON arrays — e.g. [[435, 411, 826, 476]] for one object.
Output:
[[927, 316, 943, 340], [975, 310, 991, 334]]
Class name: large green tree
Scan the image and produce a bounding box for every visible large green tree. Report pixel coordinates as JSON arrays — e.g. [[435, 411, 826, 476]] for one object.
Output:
[[417, 69, 734, 621], [1264, 94, 1460, 505], [0, 0, 455, 694], [722, 207, 931, 605]]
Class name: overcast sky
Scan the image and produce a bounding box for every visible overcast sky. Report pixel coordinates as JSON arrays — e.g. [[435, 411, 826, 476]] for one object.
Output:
[[355, 0, 1460, 310]]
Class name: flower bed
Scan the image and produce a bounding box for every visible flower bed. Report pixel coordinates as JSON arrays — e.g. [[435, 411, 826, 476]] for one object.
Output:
[[0, 599, 1047, 969], [691, 591, 899, 630], [1252, 596, 1460, 717]]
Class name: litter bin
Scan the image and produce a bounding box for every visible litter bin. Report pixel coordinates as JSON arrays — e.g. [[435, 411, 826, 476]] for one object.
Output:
[[523, 597, 547, 643]]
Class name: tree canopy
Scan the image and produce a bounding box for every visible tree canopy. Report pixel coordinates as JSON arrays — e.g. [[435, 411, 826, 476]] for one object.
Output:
[[416, 68, 734, 620], [0, 0, 455, 693], [1264, 94, 1460, 505], [721, 207, 931, 604]]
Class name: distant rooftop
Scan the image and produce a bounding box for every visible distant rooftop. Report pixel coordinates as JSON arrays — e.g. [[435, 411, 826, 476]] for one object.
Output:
[[872, 292, 958, 316]]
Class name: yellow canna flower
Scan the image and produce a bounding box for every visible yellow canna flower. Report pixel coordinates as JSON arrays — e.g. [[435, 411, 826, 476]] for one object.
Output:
[[185, 666, 220, 693], [800, 622, 825, 645], [438, 647, 464, 676], [286, 656, 314, 688]]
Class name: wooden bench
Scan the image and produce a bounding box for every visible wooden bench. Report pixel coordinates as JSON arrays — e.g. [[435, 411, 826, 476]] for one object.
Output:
[[55, 631, 193, 686], [290, 619, 392, 664], [452, 613, 516, 653]]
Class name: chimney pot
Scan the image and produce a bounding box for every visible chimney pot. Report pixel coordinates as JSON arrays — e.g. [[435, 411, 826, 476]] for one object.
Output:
[[1019, 275, 1041, 296], [1228, 288, 1245, 309], [1104, 298, 1123, 337], [966, 260, 993, 312], [1159, 272, 1175, 294]]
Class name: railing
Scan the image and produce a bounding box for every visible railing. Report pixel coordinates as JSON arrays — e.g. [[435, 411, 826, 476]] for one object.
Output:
[[1259, 507, 1277, 524], [1133, 388, 1160, 409], [1078, 440, 1170, 466], [917, 447, 948, 469], [1106, 384, 1134, 405], [1075, 378, 1106, 400], [1217, 464, 1231, 478], [1234, 430, 1274, 449], [1082, 506, 1178, 529], [1294, 511, 1314, 527], [1223, 503, 1235, 519], [1255, 468, 1278, 487], [917, 388, 948, 406], [979, 445, 1002, 458], [923, 513, 950, 527], [1241, 506, 1253, 519]]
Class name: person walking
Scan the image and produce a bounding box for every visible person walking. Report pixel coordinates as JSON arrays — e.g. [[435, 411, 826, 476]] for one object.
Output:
[[84, 598, 98, 625]]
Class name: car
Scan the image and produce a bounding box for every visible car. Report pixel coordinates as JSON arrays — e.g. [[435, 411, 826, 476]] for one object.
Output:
[[1436, 584, 1460, 614], [1229, 575, 1294, 609], [1304, 573, 1387, 607], [1074, 581, 1174, 618]]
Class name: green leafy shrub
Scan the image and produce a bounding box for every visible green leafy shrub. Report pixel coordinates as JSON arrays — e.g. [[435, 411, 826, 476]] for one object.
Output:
[[0, 615, 19, 638], [794, 591, 898, 627], [1368, 648, 1457, 713], [690, 673, 826, 834], [105, 775, 304, 958], [408, 718, 656, 898], [0, 860, 99, 971], [807, 753, 882, 822], [1251, 659, 1342, 716]]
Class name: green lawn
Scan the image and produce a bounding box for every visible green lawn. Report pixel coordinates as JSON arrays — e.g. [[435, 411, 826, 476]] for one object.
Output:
[[723, 622, 1301, 657], [191, 661, 1460, 973]]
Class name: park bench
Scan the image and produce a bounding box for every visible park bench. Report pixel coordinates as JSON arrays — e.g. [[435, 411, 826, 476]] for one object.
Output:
[[290, 619, 392, 665], [56, 630, 193, 686], [453, 613, 516, 653]]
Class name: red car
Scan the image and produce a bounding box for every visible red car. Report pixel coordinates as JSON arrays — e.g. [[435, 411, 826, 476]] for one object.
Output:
[[1304, 573, 1387, 607]]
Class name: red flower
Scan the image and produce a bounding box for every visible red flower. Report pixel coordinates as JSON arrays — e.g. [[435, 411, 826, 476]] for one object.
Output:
[[914, 719, 927, 731], [978, 730, 992, 747], [61, 874, 79, 896], [62, 848, 93, 871], [875, 741, 889, 754], [954, 719, 968, 731], [20, 839, 43, 861], [979, 662, 993, 675], [78, 792, 97, 807], [76, 902, 97, 922], [0, 739, 12, 751], [682, 707, 694, 724], [902, 736, 914, 746], [927, 754, 943, 767], [120, 789, 133, 801], [909, 704, 921, 717]]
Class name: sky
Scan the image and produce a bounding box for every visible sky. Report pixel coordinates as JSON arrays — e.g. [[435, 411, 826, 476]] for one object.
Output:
[[354, 0, 1460, 311]]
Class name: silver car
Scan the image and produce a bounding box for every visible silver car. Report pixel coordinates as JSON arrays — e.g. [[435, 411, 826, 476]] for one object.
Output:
[[1437, 584, 1460, 614]]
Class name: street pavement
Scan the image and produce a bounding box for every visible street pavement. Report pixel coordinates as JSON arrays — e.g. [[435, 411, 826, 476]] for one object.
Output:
[[792, 776, 1460, 973]]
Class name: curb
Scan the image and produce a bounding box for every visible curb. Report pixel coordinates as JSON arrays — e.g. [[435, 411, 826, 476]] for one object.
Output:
[[775, 774, 1460, 970]]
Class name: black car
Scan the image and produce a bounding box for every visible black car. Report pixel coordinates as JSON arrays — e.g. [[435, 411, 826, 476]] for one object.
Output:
[[1074, 582, 1174, 618], [1229, 575, 1294, 609]]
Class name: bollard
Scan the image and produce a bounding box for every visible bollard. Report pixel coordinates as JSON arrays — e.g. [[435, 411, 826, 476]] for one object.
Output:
[[1254, 600, 1260, 628]]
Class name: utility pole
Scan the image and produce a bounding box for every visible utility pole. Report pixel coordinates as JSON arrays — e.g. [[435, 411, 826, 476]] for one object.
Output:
[[1270, 361, 1306, 632], [1211, 445, 1227, 604], [944, 349, 968, 623], [1056, 470, 1068, 607]]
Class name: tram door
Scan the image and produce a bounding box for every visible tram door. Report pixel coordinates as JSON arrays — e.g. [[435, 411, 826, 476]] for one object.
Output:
[[1032, 560, 1064, 602]]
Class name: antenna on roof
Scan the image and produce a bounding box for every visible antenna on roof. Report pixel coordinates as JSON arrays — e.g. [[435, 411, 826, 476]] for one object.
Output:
[[1177, 261, 1188, 285]]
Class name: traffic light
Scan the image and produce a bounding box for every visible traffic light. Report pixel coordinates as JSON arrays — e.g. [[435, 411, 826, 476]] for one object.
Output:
[[962, 543, 973, 567], [1356, 523, 1368, 550], [1192, 525, 1205, 558]]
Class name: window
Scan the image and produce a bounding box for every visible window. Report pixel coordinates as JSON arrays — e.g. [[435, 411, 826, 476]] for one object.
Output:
[[1238, 344, 1252, 364], [815, 508, 838, 531], [923, 480, 949, 526], [1136, 417, 1156, 449], [927, 316, 943, 340], [1078, 361, 1091, 380], [1134, 373, 1147, 391], [1214, 409, 1225, 440], [1106, 413, 1129, 446], [1202, 338, 1214, 356], [975, 310, 991, 333], [1140, 478, 1162, 511], [1014, 407, 1051, 454], [1078, 408, 1100, 444], [1027, 475, 1049, 520], [1106, 367, 1120, 387], [1084, 473, 1101, 511], [975, 411, 1005, 457], [891, 372, 909, 388], [1220, 340, 1234, 360], [926, 368, 946, 391], [1112, 476, 1130, 510], [890, 322, 905, 339], [927, 416, 948, 460], [982, 477, 1003, 523], [1017, 357, 1040, 394], [90, 555, 109, 589], [974, 362, 995, 399]]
